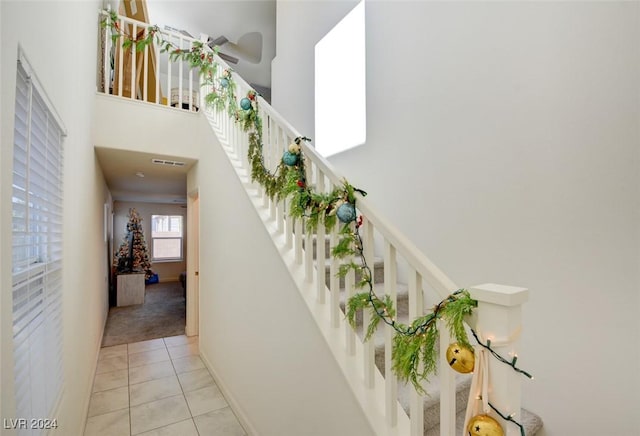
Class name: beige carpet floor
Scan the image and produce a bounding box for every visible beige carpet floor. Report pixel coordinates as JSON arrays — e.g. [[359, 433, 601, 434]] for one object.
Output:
[[101, 281, 186, 347]]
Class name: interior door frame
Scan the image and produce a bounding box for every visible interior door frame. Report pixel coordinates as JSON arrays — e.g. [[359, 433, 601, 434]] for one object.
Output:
[[185, 189, 199, 336]]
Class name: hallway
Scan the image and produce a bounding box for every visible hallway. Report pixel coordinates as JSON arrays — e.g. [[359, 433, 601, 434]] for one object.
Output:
[[102, 282, 186, 347], [84, 335, 246, 436]]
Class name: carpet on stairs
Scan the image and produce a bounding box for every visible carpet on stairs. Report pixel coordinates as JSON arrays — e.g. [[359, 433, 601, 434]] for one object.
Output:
[[313, 234, 544, 434]]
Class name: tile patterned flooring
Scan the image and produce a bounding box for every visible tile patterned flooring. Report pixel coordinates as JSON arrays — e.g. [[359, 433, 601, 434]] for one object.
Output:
[[84, 335, 246, 436]]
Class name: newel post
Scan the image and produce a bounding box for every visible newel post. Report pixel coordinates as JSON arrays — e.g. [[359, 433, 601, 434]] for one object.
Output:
[[469, 283, 529, 436]]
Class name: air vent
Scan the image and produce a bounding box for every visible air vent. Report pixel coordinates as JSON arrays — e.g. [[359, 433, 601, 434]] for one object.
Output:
[[151, 158, 186, 167]]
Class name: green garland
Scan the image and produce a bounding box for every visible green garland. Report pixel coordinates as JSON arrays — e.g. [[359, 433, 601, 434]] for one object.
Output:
[[235, 94, 477, 394], [101, 12, 533, 404]]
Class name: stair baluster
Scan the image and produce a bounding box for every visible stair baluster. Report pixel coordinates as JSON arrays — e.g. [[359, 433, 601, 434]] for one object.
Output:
[[408, 269, 425, 436], [316, 173, 327, 304], [384, 241, 399, 427], [329, 217, 341, 327], [362, 219, 376, 389]]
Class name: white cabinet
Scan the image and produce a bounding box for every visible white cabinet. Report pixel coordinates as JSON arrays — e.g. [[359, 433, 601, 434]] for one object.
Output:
[[117, 273, 145, 306]]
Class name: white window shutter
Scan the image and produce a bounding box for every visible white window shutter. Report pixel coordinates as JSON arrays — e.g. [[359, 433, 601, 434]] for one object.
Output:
[[12, 53, 65, 434]]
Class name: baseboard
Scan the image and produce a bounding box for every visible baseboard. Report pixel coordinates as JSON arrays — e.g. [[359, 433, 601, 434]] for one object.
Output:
[[159, 277, 179, 283], [77, 306, 109, 436], [199, 349, 258, 436]]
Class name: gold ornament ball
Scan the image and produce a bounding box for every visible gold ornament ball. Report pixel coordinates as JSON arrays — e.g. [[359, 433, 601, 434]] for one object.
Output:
[[288, 142, 301, 154], [467, 414, 504, 436], [446, 342, 475, 374]]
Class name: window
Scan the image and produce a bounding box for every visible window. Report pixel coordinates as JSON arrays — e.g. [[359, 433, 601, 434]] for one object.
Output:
[[151, 215, 183, 261], [12, 49, 66, 431], [315, 0, 366, 156]]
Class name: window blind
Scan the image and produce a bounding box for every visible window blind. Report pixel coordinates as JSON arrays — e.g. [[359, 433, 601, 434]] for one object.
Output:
[[12, 54, 65, 433], [151, 215, 183, 260]]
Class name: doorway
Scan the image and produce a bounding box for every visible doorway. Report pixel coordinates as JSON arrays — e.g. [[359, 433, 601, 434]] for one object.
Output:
[[95, 147, 199, 343]]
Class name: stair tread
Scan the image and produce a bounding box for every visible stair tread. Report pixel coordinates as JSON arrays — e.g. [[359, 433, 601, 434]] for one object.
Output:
[[424, 407, 543, 436], [288, 198, 544, 435], [331, 278, 545, 434], [401, 373, 472, 412], [338, 281, 409, 304], [397, 373, 543, 435], [348, 308, 545, 434], [324, 255, 384, 270]]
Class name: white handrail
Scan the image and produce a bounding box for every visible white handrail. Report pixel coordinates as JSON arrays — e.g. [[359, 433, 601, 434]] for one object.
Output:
[[205, 50, 528, 436]]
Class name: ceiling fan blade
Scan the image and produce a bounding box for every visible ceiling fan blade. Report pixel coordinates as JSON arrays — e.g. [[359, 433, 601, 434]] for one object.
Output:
[[218, 52, 239, 65], [209, 35, 229, 47]]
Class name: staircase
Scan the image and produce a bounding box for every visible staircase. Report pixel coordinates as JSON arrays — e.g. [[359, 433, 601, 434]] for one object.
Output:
[[308, 234, 543, 436], [98, 11, 543, 436], [205, 88, 544, 433]]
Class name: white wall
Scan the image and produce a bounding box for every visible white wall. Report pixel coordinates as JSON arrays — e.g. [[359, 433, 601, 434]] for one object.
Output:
[[1, 1, 110, 434], [113, 201, 187, 282], [273, 1, 640, 435], [93, 95, 203, 159], [194, 124, 375, 436]]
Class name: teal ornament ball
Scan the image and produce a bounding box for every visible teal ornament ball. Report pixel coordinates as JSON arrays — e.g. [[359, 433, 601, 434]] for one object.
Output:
[[220, 78, 229, 88], [282, 151, 298, 166], [337, 203, 356, 223], [240, 97, 252, 110]]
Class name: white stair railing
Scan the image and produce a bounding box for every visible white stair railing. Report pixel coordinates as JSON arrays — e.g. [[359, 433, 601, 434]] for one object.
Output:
[[99, 9, 200, 112], [201, 60, 529, 436], [97, 11, 529, 436]]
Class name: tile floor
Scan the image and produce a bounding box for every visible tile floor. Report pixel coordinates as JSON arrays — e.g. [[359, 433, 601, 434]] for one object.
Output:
[[84, 335, 246, 436]]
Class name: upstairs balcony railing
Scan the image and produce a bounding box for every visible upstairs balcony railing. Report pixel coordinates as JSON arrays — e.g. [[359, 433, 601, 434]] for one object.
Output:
[[98, 10, 200, 112], [98, 10, 533, 436]]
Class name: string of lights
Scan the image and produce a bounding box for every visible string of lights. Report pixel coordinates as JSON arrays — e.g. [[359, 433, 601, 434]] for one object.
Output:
[[488, 401, 526, 436], [471, 329, 533, 379], [350, 221, 465, 337]]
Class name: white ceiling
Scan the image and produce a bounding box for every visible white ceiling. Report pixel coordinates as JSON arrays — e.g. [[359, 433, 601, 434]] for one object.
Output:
[[96, 147, 196, 204], [146, 0, 276, 88]]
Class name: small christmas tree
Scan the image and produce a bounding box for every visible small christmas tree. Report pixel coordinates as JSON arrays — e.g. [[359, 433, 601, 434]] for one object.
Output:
[[114, 208, 154, 279]]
